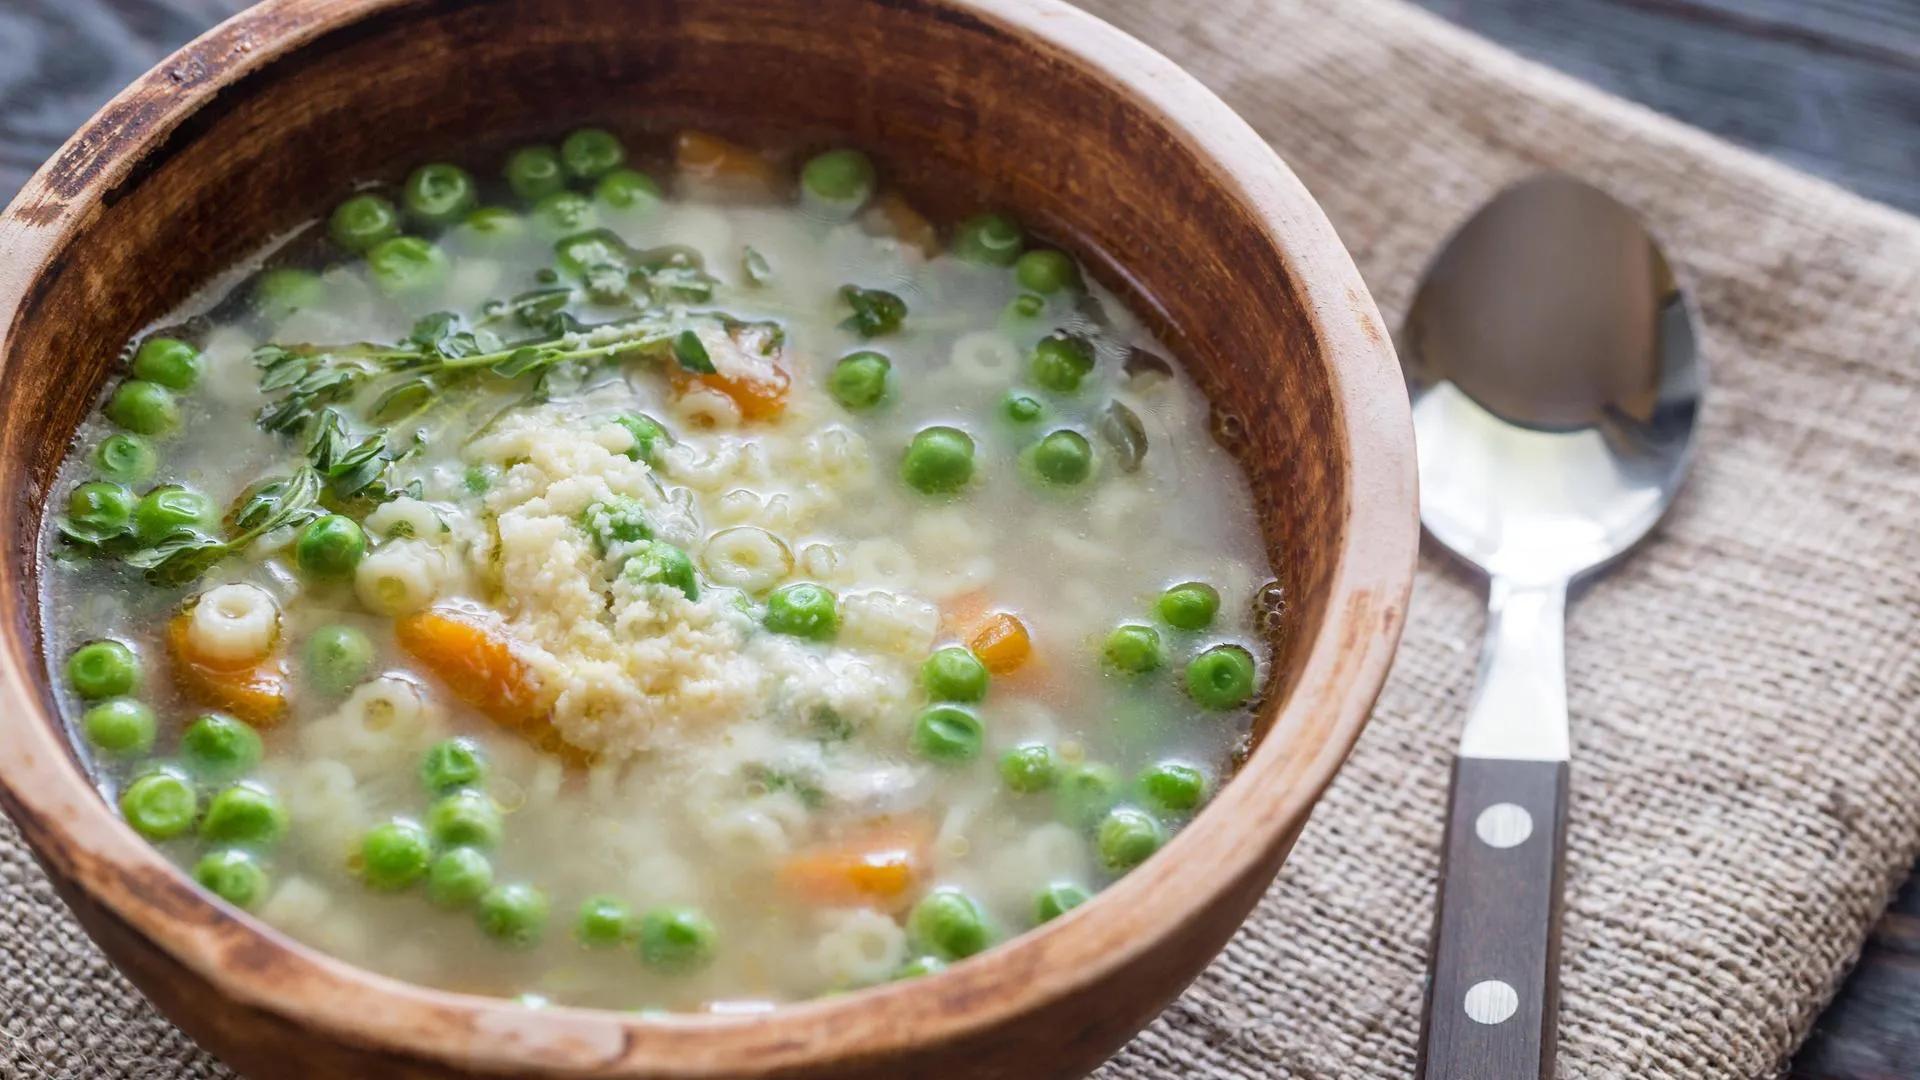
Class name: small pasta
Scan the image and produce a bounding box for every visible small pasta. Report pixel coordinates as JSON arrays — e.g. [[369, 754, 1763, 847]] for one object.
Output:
[[845, 538, 917, 589], [813, 909, 908, 987], [702, 526, 794, 593], [839, 590, 939, 657], [299, 675, 442, 774], [802, 427, 874, 493], [187, 583, 280, 665], [671, 385, 743, 431], [948, 330, 1022, 386], [354, 539, 447, 615], [363, 497, 449, 543]]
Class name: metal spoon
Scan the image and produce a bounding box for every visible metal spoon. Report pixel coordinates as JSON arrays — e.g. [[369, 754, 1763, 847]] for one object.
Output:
[[1403, 174, 1703, 1079]]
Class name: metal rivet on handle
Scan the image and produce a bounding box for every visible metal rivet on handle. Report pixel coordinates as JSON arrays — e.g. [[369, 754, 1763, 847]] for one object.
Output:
[[1464, 980, 1520, 1025], [1474, 802, 1533, 849]]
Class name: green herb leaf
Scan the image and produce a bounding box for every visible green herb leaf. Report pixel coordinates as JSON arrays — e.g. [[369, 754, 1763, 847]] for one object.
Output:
[[125, 532, 230, 587], [673, 330, 715, 374], [838, 285, 907, 338], [742, 246, 772, 286]]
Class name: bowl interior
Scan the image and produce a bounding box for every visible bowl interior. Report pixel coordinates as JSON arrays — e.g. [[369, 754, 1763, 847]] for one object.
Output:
[[0, 1, 1395, 1075], [2, 0, 1340, 731]]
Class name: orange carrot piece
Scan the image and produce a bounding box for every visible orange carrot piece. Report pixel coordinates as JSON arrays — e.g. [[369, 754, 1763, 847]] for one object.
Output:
[[864, 192, 940, 257], [673, 130, 782, 194], [779, 821, 931, 909], [394, 608, 546, 727], [674, 364, 791, 421], [969, 612, 1032, 674], [667, 323, 791, 421], [166, 614, 289, 727], [395, 608, 596, 765]]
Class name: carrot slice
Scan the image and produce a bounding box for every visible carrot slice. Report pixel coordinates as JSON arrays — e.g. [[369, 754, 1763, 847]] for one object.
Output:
[[394, 608, 590, 764], [863, 192, 940, 258], [674, 131, 783, 195], [969, 612, 1032, 675], [779, 820, 931, 909], [166, 614, 289, 727]]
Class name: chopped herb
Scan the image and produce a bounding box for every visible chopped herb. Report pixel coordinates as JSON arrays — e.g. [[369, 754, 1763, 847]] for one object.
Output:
[[838, 285, 907, 338], [742, 246, 772, 286], [126, 467, 323, 586], [1096, 399, 1149, 473], [672, 330, 715, 374]]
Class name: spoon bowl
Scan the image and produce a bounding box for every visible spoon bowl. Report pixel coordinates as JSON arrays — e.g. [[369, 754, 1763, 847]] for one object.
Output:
[[1405, 175, 1703, 585]]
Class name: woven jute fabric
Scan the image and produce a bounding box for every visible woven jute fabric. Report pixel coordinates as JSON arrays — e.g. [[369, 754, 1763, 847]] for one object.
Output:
[[5, 0, 1919, 1076]]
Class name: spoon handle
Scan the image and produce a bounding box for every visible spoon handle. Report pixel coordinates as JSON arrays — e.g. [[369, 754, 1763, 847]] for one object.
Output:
[[1416, 755, 1569, 1079]]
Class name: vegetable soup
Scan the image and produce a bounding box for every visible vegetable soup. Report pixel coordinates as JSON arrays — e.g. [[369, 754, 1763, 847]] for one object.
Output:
[[38, 128, 1276, 1010]]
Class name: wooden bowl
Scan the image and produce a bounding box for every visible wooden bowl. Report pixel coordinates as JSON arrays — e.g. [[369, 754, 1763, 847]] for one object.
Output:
[[0, 0, 1415, 1075]]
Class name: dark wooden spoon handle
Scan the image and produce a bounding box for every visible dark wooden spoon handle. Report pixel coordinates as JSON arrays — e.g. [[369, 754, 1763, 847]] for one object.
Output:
[[1417, 756, 1570, 1080]]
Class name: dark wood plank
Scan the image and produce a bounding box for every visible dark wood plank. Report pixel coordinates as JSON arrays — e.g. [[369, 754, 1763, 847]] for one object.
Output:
[[1411, 0, 1920, 213]]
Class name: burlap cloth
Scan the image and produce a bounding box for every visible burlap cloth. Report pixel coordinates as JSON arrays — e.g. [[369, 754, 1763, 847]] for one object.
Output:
[[4, 0, 1919, 1076]]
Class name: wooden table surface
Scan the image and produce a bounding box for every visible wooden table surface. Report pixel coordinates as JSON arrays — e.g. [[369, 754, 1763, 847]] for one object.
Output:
[[3, 0, 1917, 1076]]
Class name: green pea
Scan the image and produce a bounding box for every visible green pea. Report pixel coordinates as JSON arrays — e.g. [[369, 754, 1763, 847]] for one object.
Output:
[[360, 819, 433, 890], [329, 193, 401, 253], [402, 163, 479, 227], [999, 744, 1058, 794], [463, 207, 527, 248], [180, 713, 263, 779], [1102, 623, 1164, 674], [131, 337, 203, 390], [1002, 393, 1044, 424], [828, 351, 891, 410], [594, 168, 662, 210], [68, 639, 138, 700], [611, 412, 670, 466], [106, 380, 180, 436], [575, 895, 635, 948], [304, 625, 374, 696], [479, 882, 550, 947], [1096, 807, 1164, 871], [93, 433, 158, 485], [921, 646, 988, 703], [1029, 332, 1095, 393], [462, 465, 495, 495], [81, 698, 156, 756], [532, 191, 597, 234], [901, 426, 975, 495], [119, 769, 198, 841], [132, 485, 213, 544], [1006, 293, 1045, 320], [907, 888, 990, 960], [623, 540, 700, 602], [194, 849, 268, 909], [426, 847, 494, 908], [1056, 762, 1121, 828], [504, 145, 567, 202], [200, 782, 287, 847], [892, 955, 948, 981], [911, 704, 983, 764], [1157, 582, 1220, 631], [1035, 882, 1090, 923], [294, 514, 368, 579], [800, 148, 876, 208], [638, 906, 718, 973], [764, 583, 838, 641], [366, 236, 449, 296], [579, 495, 653, 553], [421, 737, 488, 794], [253, 268, 327, 322], [65, 481, 136, 540], [427, 788, 503, 849], [1029, 429, 1093, 486], [561, 128, 627, 180], [1139, 762, 1209, 814], [952, 212, 1024, 266], [1014, 249, 1080, 294], [1186, 644, 1257, 710]]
